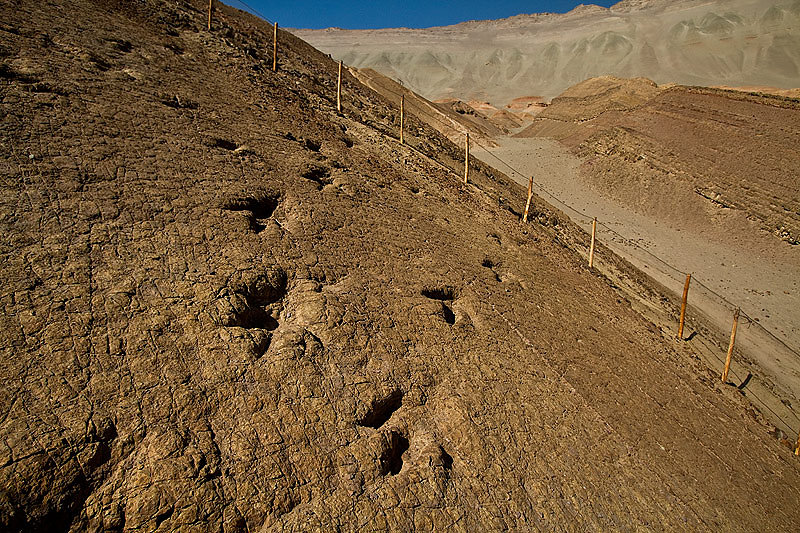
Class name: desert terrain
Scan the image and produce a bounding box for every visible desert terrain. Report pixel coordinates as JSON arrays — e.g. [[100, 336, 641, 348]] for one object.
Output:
[[3, 1, 800, 532], [295, 0, 800, 106], [318, 0, 800, 451], [356, 67, 800, 448], [498, 76, 800, 392], [513, 77, 800, 326]]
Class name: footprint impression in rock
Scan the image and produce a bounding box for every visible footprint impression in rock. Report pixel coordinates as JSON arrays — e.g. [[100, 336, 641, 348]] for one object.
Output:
[[222, 193, 281, 234], [421, 286, 457, 325]]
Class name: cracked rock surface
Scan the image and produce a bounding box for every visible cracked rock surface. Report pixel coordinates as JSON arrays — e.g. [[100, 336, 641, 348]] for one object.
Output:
[[1, 0, 800, 531]]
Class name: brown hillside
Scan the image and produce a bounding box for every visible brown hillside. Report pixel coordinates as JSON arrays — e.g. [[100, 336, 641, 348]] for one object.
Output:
[[351, 67, 503, 146], [517, 80, 800, 246], [2, 1, 800, 531], [538, 76, 664, 121]]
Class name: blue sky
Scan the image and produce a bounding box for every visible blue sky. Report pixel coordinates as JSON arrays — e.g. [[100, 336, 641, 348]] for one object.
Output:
[[226, 1, 619, 29]]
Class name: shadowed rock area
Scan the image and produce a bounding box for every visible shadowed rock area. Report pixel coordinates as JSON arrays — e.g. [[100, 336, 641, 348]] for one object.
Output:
[[2, 0, 800, 531]]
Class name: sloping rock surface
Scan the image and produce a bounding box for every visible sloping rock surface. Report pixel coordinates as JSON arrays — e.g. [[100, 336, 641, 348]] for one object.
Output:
[[2, 1, 800, 531], [517, 77, 800, 247]]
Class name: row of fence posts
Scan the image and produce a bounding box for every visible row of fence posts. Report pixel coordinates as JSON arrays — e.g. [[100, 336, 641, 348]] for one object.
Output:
[[206, 0, 800, 457], [588, 222, 798, 452]]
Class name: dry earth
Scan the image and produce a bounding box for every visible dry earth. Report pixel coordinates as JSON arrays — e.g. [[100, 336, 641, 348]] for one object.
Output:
[[514, 77, 800, 328], [496, 75, 800, 438], [3, 1, 800, 532], [349, 67, 503, 147], [479, 135, 800, 443], [294, 0, 800, 106]]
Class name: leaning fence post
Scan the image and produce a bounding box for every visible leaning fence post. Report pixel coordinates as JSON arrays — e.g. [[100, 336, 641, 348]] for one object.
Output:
[[337, 60, 342, 112], [400, 95, 405, 144], [678, 273, 692, 339], [722, 308, 740, 382], [589, 217, 597, 268], [207, 0, 213, 31], [522, 176, 533, 222], [464, 133, 470, 185], [273, 22, 278, 72]]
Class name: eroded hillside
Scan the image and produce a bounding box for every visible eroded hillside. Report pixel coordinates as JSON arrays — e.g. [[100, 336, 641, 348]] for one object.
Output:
[[2, 1, 800, 531], [518, 77, 800, 246], [295, 0, 800, 105]]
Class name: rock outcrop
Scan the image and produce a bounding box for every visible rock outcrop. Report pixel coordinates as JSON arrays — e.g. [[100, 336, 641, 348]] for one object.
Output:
[[2, 1, 800, 531]]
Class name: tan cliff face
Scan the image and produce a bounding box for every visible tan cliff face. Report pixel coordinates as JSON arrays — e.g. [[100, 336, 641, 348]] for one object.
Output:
[[293, 0, 800, 105], [3, 1, 800, 532]]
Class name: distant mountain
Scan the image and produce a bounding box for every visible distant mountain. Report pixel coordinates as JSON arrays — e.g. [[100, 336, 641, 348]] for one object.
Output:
[[293, 0, 800, 104]]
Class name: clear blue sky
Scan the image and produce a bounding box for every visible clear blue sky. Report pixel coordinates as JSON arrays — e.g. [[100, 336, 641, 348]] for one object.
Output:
[[227, 1, 619, 30]]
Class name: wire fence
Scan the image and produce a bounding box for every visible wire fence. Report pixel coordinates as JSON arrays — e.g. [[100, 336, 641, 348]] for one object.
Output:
[[227, 0, 275, 24], [211, 1, 800, 444], [470, 138, 799, 354], [464, 139, 800, 438]]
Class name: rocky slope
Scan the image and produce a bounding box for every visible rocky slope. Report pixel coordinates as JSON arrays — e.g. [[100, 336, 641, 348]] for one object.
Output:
[[294, 0, 800, 105], [517, 76, 800, 247], [2, 1, 800, 531], [514, 75, 800, 370], [349, 67, 505, 147]]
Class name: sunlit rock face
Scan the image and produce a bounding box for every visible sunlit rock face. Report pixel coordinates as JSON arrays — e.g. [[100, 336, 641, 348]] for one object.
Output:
[[294, 0, 800, 104]]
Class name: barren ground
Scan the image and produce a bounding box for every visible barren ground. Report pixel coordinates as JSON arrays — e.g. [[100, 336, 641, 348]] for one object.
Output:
[[295, 0, 800, 105], [511, 79, 800, 348], [479, 135, 800, 437], [2, 1, 800, 531]]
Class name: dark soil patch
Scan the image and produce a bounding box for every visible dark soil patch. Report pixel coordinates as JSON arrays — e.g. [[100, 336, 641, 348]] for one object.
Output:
[[222, 194, 280, 233], [422, 286, 456, 301], [441, 303, 456, 325], [162, 95, 197, 109], [301, 164, 332, 188], [213, 138, 238, 151], [304, 139, 321, 152]]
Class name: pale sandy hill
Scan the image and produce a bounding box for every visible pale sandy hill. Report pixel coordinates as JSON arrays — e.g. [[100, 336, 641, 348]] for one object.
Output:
[[506, 96, 546, 110], [540, 76, 664, 121], [352, 67, 504, 144], [294, 0, 800, 105], [487, 108, 526, 129]]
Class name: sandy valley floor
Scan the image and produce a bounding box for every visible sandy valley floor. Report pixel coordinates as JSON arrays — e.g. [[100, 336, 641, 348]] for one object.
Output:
[[476, 135, 800, 431]]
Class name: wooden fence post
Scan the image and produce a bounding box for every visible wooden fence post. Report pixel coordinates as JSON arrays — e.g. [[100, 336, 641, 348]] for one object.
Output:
[[337, 60, 342, 113], [207, 0, 213, 31], [400, 95, 404, 144], [522, 176, 533, 223], [464, 133, 469, 185], [795, 429, 800, 456], [722, 308, 740, 383], [678, 273, 692, 339], [589, 217, 597, 268], [273, 22, 278, 72]]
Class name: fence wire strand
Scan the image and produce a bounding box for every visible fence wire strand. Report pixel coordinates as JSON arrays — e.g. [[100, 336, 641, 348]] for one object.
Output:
[[226, 0, 275, 24], [207, 0, 799, 442]]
